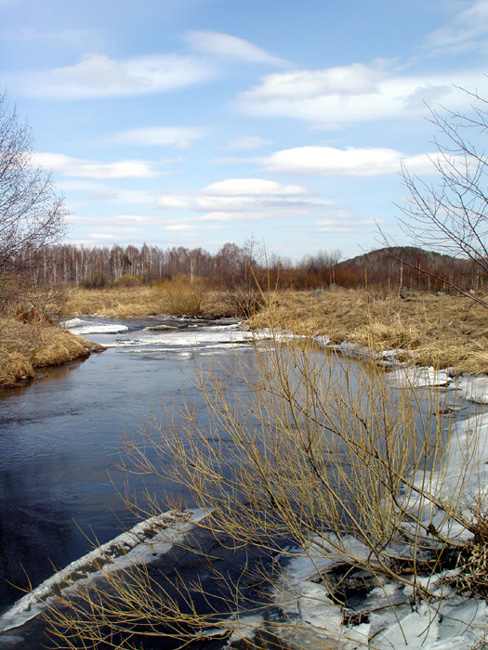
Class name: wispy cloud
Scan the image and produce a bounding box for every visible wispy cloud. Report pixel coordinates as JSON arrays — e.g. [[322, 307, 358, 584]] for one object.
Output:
[[226, 136, 273, 151], [317, 216, 376, 233], [424, 0, 488, 55], [10, 27, 106, 52], [34, 152, 164, 179], [185, 30, 288, 66], [110, 126, 206, 149], [157, 178, 329, 222], [238, 62, 488, 125], [12, 53, 216, 100], [260, 146, 437, 177]]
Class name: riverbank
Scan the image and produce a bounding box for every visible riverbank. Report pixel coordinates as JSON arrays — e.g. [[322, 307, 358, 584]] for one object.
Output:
[[0, 317, 104, 388], [4, 285, 488, 389], [250, 288, 488, 374], [63, 285, 488, 374]]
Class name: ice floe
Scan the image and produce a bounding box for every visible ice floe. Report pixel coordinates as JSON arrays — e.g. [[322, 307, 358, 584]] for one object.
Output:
[[63, 317, 129, 335], [0, 509, 209, 634]]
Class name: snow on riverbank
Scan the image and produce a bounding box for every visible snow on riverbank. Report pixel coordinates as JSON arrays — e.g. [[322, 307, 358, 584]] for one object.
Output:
[[63, 317, 129, 335], [63, 317, 274, 354]]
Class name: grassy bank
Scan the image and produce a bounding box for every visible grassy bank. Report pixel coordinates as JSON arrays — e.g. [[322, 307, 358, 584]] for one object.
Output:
[[0, 318, 104, 388], [62, 280, 235, 319], [4, 283, 487, 389], [251, 288, 488, 374]]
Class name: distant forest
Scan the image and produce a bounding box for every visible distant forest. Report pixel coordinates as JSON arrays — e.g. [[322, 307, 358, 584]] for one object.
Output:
[[17, 241, 486, 293]]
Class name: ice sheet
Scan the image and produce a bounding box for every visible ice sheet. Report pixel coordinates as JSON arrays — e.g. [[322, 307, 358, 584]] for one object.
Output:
[[63, 317, 129, 335]]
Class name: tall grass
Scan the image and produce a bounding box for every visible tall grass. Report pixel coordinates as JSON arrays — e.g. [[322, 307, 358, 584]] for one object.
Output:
[[63, 277, 234, 320], [150, 275, 205, 317], [250, 288, 488, 373]]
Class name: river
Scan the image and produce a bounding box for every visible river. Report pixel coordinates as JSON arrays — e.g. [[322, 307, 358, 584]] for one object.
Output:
[[0, 316, 471, 649]]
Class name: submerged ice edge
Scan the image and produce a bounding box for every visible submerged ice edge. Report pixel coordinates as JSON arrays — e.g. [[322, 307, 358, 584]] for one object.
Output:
[[0, 509, 209, 634]]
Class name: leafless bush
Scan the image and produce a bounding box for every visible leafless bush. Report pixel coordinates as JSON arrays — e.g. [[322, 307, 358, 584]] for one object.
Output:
[[41, 323, 487, 649]]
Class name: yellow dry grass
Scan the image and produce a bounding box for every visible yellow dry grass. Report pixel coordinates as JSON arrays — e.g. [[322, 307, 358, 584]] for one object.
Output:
[[0, 318, 104, 388], [62, 283, 233, 319], [250, 288, 488, 374]]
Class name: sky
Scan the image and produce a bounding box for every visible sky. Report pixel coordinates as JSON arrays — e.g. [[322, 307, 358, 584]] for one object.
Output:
[[2, 0, 488, 261]]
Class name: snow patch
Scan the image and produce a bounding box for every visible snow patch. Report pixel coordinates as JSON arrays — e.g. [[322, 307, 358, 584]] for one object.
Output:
[[388, 365, 452, 387]]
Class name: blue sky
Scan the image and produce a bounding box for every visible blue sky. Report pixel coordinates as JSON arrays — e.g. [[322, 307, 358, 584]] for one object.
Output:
[[2, 0, 488, 260]]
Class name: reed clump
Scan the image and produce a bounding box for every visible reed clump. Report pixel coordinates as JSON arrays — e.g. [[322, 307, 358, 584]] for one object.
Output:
[[151, 275, 206, 317], [64, 279, 234, 320]]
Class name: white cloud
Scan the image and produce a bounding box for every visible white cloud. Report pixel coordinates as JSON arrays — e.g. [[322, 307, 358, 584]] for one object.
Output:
[[424, 0, 488, 55], [185, 30, 287, 66], [246, 63, 386, 100], [261, 146, 437, 177], [107, 214, 157, 225], [12, 53, 215, 100], [159, 196, 191, 209], [156, 177, 329, 222], [98, 225, 145, 235], [203, 178, 310, 196], [110, 126, 206, 149], [317, 217, 376, 233], [34, 152, 163, 179], [226, 136, 273, 151], [238, 63, 488, 125]]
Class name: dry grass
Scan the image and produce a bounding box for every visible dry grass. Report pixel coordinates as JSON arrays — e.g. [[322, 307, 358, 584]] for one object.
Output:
[[63, 282, 232, 320], [250, 288, 488, 374], [0, 318, 104, 388]]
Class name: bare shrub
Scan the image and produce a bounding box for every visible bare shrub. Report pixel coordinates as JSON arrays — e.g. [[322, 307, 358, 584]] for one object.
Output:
[[42, 326, 485, 648], [113, 274, 142, 288], [79, 274, 110, 289], [226, 284, 264, 318]]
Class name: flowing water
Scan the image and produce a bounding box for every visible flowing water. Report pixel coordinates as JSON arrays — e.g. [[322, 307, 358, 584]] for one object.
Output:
[[0, 317, 470, 649]]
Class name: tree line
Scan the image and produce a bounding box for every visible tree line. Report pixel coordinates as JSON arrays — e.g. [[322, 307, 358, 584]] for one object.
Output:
[[16, 240, 485, 294]]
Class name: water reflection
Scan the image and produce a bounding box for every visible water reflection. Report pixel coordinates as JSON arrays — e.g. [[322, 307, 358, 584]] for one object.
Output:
[[0, 322, 255, 612]]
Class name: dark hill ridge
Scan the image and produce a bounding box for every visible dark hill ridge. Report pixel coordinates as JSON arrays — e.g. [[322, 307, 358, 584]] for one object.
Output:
[[338, 246, 462, 270], [333, 246, 475, 291]]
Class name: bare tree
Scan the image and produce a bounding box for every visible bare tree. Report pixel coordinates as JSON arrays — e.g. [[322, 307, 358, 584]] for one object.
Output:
[[394, 87, 488, 305], [0, 93, 67, 294]]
